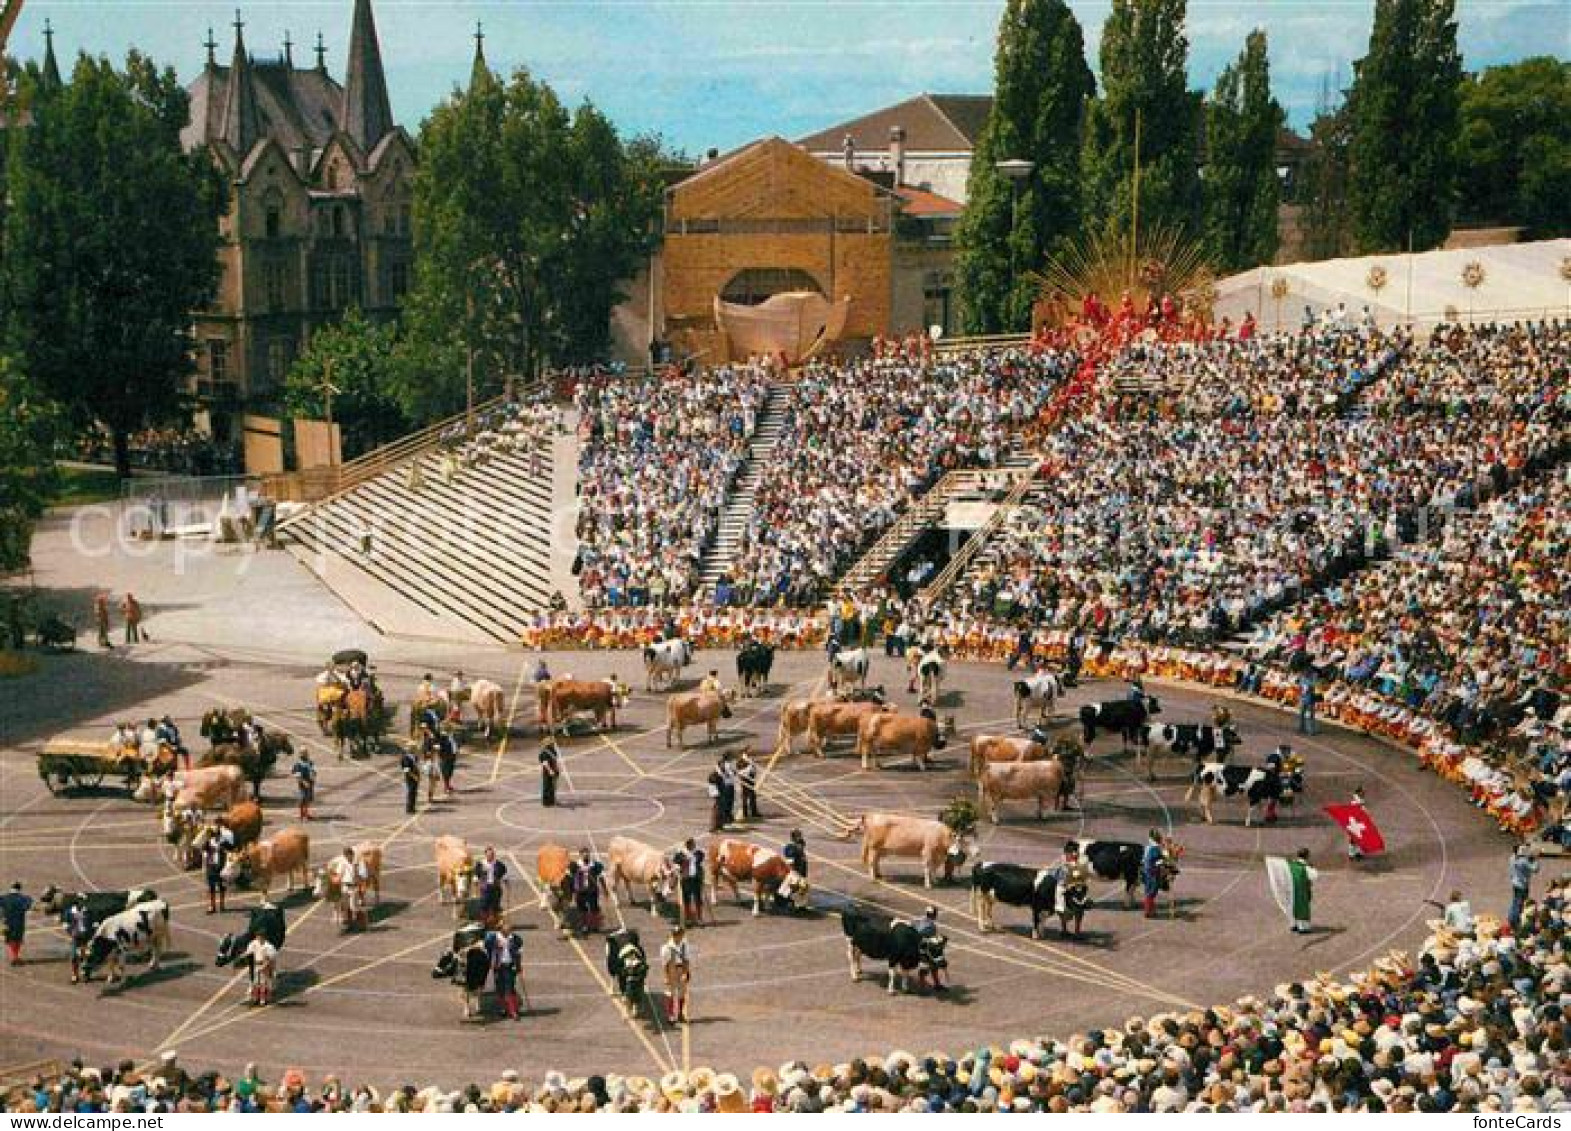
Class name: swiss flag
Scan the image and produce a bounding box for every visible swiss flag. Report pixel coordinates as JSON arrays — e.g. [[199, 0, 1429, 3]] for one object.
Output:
[[1324, 803, 1386, 855]]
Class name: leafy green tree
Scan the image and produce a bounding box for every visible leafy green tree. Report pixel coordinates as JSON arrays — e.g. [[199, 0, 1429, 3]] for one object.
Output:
[[282, 308, 409, 459], [409, 65, 664, 383], [1, 52, 222, 478], [1346, 0, 1463, 252], [1082, 0, 1204, 242], [1201, 30, 1284, 272], [1456, 57, 1570, 237], [954, 0, 1095, 333], [0, 354, 60, 572]]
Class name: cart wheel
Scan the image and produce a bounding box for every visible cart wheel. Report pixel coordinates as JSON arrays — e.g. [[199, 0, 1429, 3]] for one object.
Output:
[[41, 768, 66, 795], [75, 764, 107, 790]]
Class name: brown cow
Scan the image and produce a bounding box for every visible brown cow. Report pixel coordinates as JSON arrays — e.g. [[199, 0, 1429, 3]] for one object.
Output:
[[967, 733, 1050, 778], [536, 842, 572, 931], [168, 765, 248, 812], [168, 799, 264, 866], [706, 837, 808, 916], [606, 835, 669, 911], [841, 813, 965, 889], [434, 835, 474, 914], [977, 745, 1083, 823], [313, 842, 384, 927], [228, 827, 311, 896], [777, 699, 891, 758], [538, 677, 629, 733], [665, 688, 736, 750], [856, 710, 955, 771]]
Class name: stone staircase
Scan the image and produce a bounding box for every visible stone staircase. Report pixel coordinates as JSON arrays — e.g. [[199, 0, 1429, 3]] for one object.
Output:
[[279, 435, 559, 645], [696, 382, 791, 597], [836, 449, 1037, 597]]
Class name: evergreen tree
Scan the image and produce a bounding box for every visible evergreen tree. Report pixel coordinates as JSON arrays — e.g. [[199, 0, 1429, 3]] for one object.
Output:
[[1346, 0, 1463, 252], [1082, 0, 1203, 242], [1201, 30, 1284, 272], [1, 52, 222, 478], [1300, 75, 1354, 261], [281, 308, 408, 459], [954, 0, 1094, 333]]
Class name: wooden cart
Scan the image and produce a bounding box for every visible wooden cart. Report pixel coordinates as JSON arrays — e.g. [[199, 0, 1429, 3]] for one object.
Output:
[[36, 739, 144, 795]]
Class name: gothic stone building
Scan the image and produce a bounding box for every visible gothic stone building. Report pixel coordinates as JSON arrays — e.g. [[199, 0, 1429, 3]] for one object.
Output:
[[181, 0, 414, 433]]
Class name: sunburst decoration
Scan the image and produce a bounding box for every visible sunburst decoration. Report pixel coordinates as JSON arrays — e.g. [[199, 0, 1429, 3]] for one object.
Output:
[[1366, 264, 1389, 294], [1461, 261, 1486, 290], [1031, 224, 1216, 325], [1270, 277, 1290, 301]]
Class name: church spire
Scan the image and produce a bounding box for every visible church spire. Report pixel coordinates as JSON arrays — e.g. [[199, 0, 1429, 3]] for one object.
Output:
[[341, 0, 393, 150], [41, 18, 63, 90], [282, 29, 294, 69], [220, 9, 261, 154], [469, 20, 490, 89], [204, 26, 219, 70]]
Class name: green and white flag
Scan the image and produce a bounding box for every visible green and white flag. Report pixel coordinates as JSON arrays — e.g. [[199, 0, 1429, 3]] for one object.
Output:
[[1265, 855, 1313, 923]]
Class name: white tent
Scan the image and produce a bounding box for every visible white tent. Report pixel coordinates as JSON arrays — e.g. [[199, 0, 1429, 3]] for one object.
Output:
[[1215, 238, 1571, 332]]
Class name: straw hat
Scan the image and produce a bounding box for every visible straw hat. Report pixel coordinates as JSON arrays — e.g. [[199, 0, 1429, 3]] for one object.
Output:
[[688, 1066, 716, 1092], [751, 1067, 780, 1097], [624, 1076, 654, 1099], [659, 1071, 688, 1103], [713, 1074, 746, 1114]]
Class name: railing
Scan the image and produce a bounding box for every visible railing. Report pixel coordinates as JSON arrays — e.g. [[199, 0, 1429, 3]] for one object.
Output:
[[835, 468, 975, 595], [932, 331, 1033, 355], [918, 464, 1038, 610], [264, 389, 517, 513]]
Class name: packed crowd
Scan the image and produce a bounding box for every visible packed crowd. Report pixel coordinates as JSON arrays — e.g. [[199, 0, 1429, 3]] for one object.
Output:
[[572, 364, 771, 609], [408, 398, 560, 492], [712, 347, 1073, 607], [945, 321, 1565, 650], [15, 871, 1566, 1112]]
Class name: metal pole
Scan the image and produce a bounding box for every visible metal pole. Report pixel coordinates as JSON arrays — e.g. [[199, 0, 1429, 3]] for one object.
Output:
[[322, 359, 337, 468], [1130, 107, 1142, 284], [466, 293, 475, 438]]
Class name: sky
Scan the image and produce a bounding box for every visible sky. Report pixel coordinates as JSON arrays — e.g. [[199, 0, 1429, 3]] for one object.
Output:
[[10, 0, 1567, 155]]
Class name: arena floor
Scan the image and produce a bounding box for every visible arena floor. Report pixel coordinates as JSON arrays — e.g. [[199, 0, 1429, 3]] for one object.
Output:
[[0, 641, 1509, 1088]]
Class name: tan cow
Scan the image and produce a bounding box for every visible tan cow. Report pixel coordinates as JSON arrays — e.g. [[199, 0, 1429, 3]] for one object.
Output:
[[856, 710, 955, 771], [538, 677, 629, 733], [967, 733, 1050, 777], [707, 838, 806, 916], [841, 813, 965, 889], [536, 842, 572, 930], [606, 835, 668, 911], [470, 678, 507, 738], [434, 835, 474, 914], [977, 746, 1082, 822], [139, 764, 247, 810], [313, 841, 384, 904], [665, 688, 736, 750], [229, 827, 311, 896], [777, 699, 891, 758]]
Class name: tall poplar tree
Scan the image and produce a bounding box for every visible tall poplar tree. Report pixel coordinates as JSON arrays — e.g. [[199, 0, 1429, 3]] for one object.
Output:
[[1346, 0, 1463, 251], [1082, 0, 1203, 242], [1201, 30, 1284, 272], [954, 0, 1094, 333]]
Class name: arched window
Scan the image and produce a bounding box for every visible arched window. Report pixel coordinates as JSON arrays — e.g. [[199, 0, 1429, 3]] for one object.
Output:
[[720, 268, 823, 307], [262, 188, 284, 239]]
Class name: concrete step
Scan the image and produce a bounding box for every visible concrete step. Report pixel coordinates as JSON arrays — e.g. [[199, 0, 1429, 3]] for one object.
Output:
[[696, 383, 791, 594]]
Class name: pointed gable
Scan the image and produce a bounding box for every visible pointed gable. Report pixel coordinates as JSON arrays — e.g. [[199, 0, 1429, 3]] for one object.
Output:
[[669, 138, 889, 224]]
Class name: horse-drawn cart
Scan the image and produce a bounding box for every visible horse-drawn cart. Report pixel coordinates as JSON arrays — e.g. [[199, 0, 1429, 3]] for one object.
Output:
[[36, 739, 144, 794]]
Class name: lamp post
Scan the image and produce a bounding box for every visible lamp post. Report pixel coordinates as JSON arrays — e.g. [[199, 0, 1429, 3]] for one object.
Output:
[[995, 158, 1034, 328]]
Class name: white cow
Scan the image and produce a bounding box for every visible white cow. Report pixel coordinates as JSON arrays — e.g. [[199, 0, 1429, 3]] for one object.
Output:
[[829, 647, 872, 695], [1012, 670, 1064, 728], [643, 638, 692, 691]]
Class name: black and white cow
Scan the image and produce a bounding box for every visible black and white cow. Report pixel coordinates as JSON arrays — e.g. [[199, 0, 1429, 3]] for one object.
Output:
[[605, 928, 649, 1016], [1012, 671, 1065, 728], [1079, 698, 1161, 747], [840, 907, 948, 995], [1131, 723, 1241, 779], [1189, 764, 1283, 826], [215, 903, 286, 969], [431, 922, 491, 1019], [735, 641, 775, 697], [39, 886, 158, 932], [82, 900, 171, 985], [1067, 840, 1144, 906], [969, 861, 1088, 938], [829, 647, 873, 695]]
